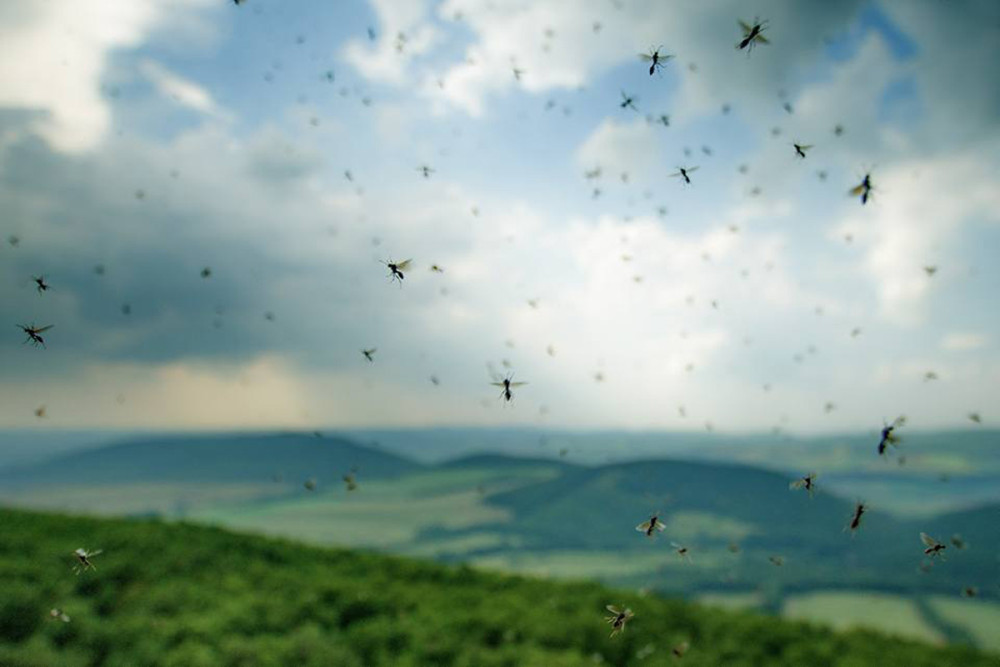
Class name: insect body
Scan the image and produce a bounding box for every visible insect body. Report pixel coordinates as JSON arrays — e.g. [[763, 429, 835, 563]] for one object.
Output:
[[793, 143, 812, 159], [362, 348, 376, 362], [49, 608, 71, 623], [18, 323, 53, 348], [619, 91, 638, 111], [878, 416, 905, 456], [491, 374, 527, 402], [790, 472, 817, 497], [920, 532, 947, 559], [670, 166, 699, 185], [343, 471, 358, 492], [737, 18, 770, 52], [605, 605, 634, 638], [33, 275, 49, 293], [383, 259, 412, 285], [640, 47, 673, 75], [72, 548, 102, 574], [671, 542, 691, 561], [416, 165, 434, 178], [672, 641, 690, 658], [850, 173, 874, 204], [847, 502, 867, 534], [636, 513, 666, 538]]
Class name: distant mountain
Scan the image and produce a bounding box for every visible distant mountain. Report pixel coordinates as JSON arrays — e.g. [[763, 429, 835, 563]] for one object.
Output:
[[439, 453, 578, 471], [0, 432, 421, 488]]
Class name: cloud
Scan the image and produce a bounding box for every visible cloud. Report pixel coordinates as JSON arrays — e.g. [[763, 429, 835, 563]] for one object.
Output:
[[139, 59, 225, 118], [941, 333, 989, 352], [0, 0, 217, 153]]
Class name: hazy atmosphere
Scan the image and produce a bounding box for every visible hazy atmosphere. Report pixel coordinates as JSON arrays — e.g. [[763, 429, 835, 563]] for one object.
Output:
[[2, 2, 999, 666], [2, 0, 998, 432]]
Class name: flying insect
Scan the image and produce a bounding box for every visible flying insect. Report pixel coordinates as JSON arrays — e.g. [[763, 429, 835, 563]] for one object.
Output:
[[72, 548, 102, 574], [619, 91, 638, 111], [670, 166, 699, 185], [605, 605, 634, 638], [878, 416, 905, 456], [639, 46, 673, 75], [382, 258, 412, 284], [737, 18, 770, 52], [847, 501, 867, 535], [362, 348, 376, 362], [636, 513, 666, 538], [920, 532, 947, 559], [491, 373, 527, 402], [850, 173, 874, 205], [18, 323, 53, 348], [793, 143, 812, 159], [32, 275, 49, 293], [790, 472, 817, 497]]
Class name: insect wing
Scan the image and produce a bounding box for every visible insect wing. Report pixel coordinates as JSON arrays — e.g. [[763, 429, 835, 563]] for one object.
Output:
[[508, 381, 528, 387], [35, 325, 54, 333], [790, 478, 805, 490], [636, 521, 652, 532], [738, 19, 752, 34], [395, 259, 413, 272], [849, 184, 866, 196], [686, 166, 699, 174], [606, 605, 621, 615], [754, 33, 770, 44], [920, 532, 938, 548]]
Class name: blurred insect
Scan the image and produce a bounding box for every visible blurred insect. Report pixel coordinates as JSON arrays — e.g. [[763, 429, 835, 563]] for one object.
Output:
[[834, 124, 845, 136], [878, 416, 905, 456], [671, 641, 690, 659], [72, 548, 102, 574], [636, 513, 666, 538], [968, 412, 982, 424], [670, 166, 699, 185], [924, 265, 938, 276], [34, 405, 46, 419], [847, 502, 867, 534], [639, 46, 673, 75], [605, 605, 634, 638], [920, 532, 947, 559], [233, 0, 244, 5], [304, 478, 316, 491], [790, 472, 817, 497], [49, 609, 71, 623], [671, 542, 691, 561], [793, 143, 812, 159], [430, 375, 440, 386], [962, 586, 978, 598], [362, 348, 376, 363], [200, 267, 212, 278], [8, 235, 20, 247], [527, 298, 539, 309], [736, 18, 770, 52], [512, 66, 525, 81], [768, 555, 785, 566], [950, 534, 967, 550], [783, 102, 794, 114], [416, 165, 434, 178], [430, 264, 444, 273], [850, 173, 874, 205], [32, 275, 49, 293], [924, 371, 938, 382], [619, 91, 638, 111], [655, 114, 671, 127], [491, 373, 527, 402], [367, 27, 376, 41], [382, 258, 412, 285], [263, 311, 275, 322], [728, 541, 741, 554], [343, 470, 358, 491], [18, 323, 53, 348]]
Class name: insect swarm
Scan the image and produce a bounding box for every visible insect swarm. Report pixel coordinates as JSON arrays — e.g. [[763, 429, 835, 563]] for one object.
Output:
[[605, 605, 634, 638]]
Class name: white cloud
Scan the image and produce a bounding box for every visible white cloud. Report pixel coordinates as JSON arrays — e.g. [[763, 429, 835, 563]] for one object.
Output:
[[139, 59, 224, 118]]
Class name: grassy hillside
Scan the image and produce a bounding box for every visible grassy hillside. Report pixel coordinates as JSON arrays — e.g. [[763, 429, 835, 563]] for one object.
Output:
[[0, 508, 994, 667], [0, 433, 419, 487]]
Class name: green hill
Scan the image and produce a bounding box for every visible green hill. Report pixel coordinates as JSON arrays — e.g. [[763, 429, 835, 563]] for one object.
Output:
[[0, 433, 420, 487], [0, 508, 994, 667]]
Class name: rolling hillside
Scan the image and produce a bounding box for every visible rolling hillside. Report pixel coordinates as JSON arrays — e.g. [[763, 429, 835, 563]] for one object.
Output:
[[0, 508, 994, 667]]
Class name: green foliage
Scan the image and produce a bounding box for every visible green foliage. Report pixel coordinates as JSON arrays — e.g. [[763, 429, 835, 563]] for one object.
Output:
[[0, 508, 994, 667]]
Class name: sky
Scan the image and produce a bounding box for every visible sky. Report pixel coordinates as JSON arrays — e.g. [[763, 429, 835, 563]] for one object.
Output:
[[0, 0, 998, 433]]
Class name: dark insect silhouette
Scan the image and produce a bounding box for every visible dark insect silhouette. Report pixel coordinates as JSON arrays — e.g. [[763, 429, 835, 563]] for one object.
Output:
[[18, 323, 53, 348], [793, 143, 812, 159], [430, 264, 444, 273], [639, 46, 673, 75], [737, 18, 769, 52], [671, 541, 691, 561], [72, 548, 102, 574], [920, 532, 947, 559], [491, 373, 526, 402], [512, 67, 525, 81], [878, 416, 905, 456], [362, 348, 376, 362], [619, 91, 638, 111], [968, 412, 982, 424], [416, 165, 434, 178], [32, 275, 49, 293], [769, 554, 785, 566], [962, 586, 978, 598], [670, 166, 699, 185], [605, 605, 634, 638], [672, 641, 690, 659], [790, 472, 817, 497], [635, 513, 666, 538], [304, 478, 317, 491], [850, 173, 874, 204], [847, 501, 867, 535], [950, 534, 967, 550], [201, 267, 212, 278], [34, 405, 46, 418], [343, 469, 358, 491], [382, 258, 412, 285]]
